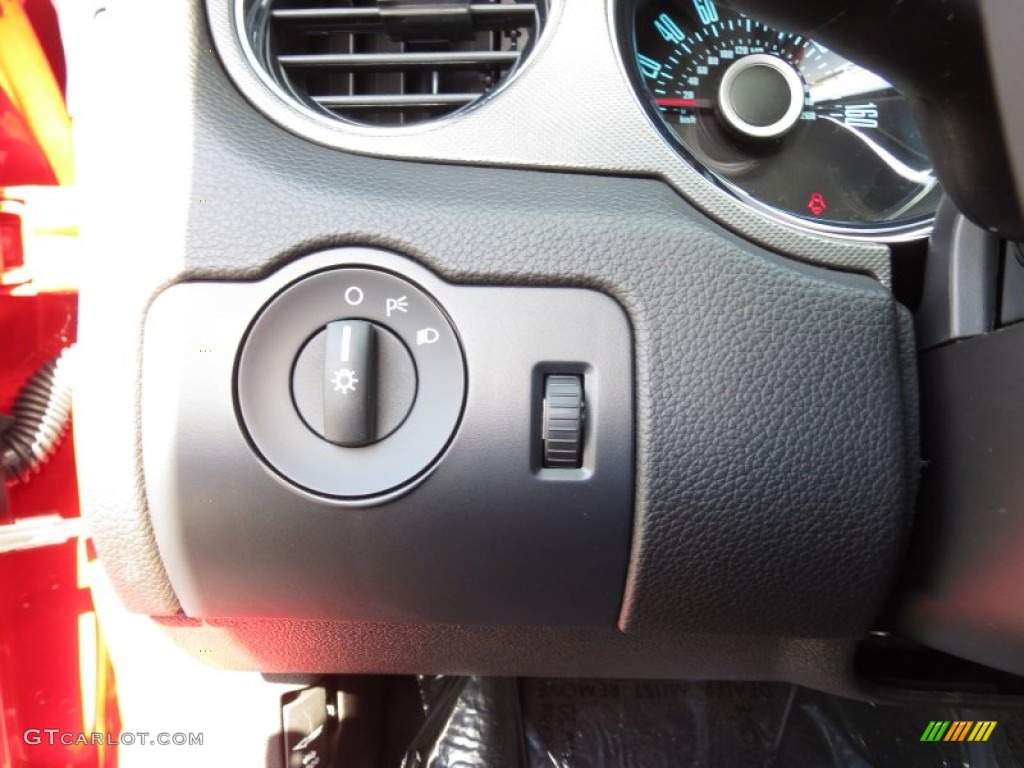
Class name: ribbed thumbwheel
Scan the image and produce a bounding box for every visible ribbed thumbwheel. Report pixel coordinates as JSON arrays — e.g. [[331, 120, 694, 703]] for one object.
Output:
[[542, 375, 584, 468]]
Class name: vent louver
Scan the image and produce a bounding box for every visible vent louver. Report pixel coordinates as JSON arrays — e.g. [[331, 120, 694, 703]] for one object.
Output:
[[245, 0, 546, 127]]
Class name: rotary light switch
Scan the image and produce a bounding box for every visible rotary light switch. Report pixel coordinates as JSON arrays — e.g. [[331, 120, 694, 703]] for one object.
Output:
[[237, 266, 465, 499], [292, 319, 417, 447]]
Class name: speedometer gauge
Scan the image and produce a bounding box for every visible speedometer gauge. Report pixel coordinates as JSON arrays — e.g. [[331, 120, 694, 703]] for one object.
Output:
[[632, 0, 941, 237]]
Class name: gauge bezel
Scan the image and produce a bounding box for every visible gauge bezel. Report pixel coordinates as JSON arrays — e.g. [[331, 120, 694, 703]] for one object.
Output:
[[616, 0, 936, 242]]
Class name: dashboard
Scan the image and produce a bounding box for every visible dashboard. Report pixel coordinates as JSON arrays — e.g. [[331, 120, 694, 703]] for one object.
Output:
[[73, 0, 1024, 731], [211, 0, 906, 281], [213, 0, 947, 251]]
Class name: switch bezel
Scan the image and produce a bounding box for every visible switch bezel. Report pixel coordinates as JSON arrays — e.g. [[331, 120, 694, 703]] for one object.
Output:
[[142, 247, 634, 626], [236, 267, 465, 499]]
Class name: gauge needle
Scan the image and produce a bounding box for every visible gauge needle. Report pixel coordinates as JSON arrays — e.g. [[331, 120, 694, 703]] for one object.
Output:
[[656, 98, 698, 108]]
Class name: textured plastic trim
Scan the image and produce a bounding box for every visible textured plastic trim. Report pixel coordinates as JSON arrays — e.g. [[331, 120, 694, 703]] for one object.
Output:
[[142, 248, 635, 626], [76, 0, 916, 679], [206, 0, 893, 283]]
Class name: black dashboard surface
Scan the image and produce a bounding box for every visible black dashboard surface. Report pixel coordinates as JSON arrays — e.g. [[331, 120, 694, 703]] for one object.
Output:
[[76, 0, 919, 695]]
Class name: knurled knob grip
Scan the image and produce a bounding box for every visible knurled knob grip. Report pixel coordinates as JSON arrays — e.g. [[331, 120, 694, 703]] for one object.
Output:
[[543, 375, 584, 468]]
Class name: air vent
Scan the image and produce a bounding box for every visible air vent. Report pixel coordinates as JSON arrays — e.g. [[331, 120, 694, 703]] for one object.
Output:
[[243, 0, 547, 127]]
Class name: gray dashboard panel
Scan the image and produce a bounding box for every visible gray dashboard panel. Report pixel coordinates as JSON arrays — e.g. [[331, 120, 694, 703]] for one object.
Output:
[[206, 0, 893, 283], [75, 0, 917, 683], [142, 249, 635, 626]]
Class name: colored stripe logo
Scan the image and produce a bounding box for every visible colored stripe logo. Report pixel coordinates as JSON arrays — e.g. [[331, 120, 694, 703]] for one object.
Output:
[[920, 721, 997, 742]]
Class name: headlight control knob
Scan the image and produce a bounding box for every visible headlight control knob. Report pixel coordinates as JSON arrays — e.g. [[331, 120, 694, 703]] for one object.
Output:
[[236, 267, 465, 500], [291, 320, 417, 447]]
